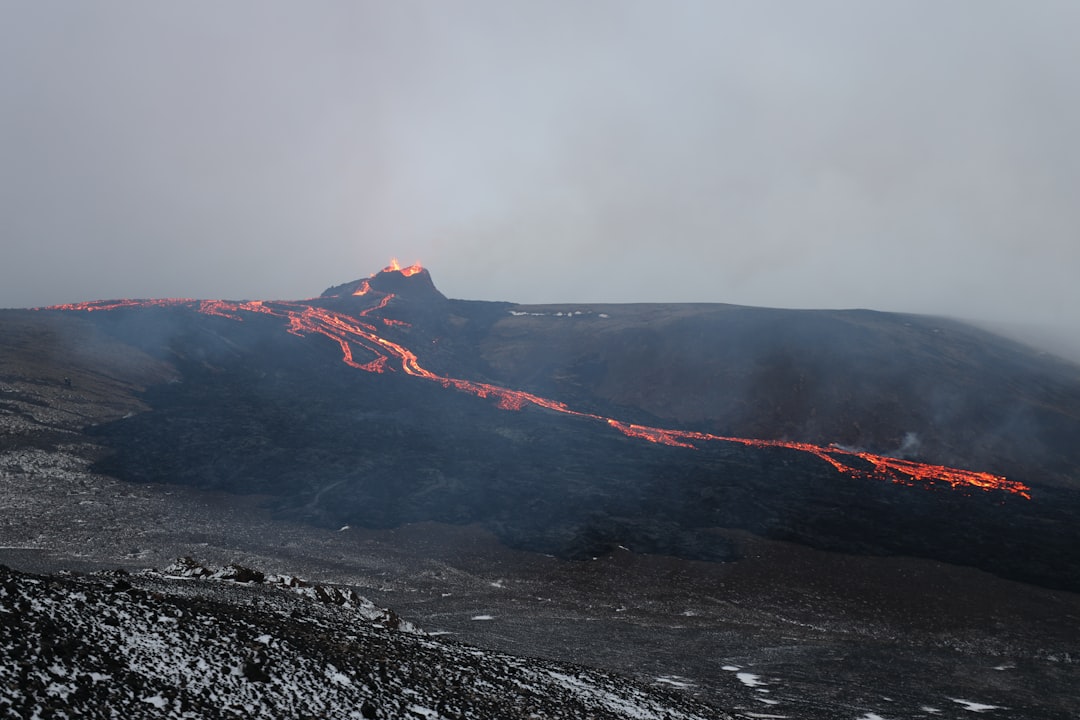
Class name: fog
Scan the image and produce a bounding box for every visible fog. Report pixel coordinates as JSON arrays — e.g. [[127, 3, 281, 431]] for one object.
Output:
[[2, 2, 1078, 358]]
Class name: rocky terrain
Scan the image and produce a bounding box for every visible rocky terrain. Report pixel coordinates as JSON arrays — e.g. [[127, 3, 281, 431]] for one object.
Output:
[[0, 560, 723, 719], [1, 265, 1078, 718], [32, 268, 1078, 592]]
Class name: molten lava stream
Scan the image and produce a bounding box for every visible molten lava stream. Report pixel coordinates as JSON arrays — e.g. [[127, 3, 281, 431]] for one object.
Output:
[[276, 300, 1030, 499], [44, 285, 1031, 500]]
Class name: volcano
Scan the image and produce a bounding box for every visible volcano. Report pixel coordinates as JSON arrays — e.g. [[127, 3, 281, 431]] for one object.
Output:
[[9, 263, 1077, 592], [321, 259, 447, 302], [4, 263, 1080, 718]]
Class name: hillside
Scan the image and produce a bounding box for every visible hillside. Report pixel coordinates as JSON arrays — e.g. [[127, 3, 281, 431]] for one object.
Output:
[[2, 263, 1079, 718], [11, 265, 1074, 591], [0, 560, 723, 719]]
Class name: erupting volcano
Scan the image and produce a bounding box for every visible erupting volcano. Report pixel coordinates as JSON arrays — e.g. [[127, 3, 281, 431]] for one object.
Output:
[[44, 263, 1031, 500], [383, 257, 424, 277]]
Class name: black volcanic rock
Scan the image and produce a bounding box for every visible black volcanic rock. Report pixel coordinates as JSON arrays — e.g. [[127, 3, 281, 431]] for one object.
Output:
[[0, 563, 725, 719], [5, 270, 1080, 592], [479, 303, 1080, 488]]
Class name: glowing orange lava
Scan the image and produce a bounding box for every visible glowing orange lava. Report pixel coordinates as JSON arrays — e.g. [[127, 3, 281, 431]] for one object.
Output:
[[381, 258, 424, 277], [603, 421, 1031, 499], [42, 283, 1032, 500]]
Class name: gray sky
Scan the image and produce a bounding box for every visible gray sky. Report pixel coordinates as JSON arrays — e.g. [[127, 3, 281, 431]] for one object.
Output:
[[2, 2, 1078, 355]]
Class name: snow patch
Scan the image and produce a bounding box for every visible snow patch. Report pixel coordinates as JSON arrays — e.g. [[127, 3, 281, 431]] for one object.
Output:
[[326, 665, 352, 686], [654, 675, 693, 689], [736, 672, 765, 687], [508, 309, 609, 319], [950, 698, 1004, 713]]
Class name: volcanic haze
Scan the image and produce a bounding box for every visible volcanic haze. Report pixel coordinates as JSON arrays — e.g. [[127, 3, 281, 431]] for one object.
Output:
[[2, 2, 1080, 362]]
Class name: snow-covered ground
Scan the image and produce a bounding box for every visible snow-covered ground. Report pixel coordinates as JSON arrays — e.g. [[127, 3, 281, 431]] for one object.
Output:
[[0, 562, 727, 719]]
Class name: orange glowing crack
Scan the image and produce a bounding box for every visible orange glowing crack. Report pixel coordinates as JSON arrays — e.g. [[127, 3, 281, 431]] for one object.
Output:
[[42, 280, 1031, 500]]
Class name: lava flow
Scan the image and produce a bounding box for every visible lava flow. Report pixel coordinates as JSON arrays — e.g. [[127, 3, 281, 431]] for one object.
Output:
[[43, 264, 1032, 500]]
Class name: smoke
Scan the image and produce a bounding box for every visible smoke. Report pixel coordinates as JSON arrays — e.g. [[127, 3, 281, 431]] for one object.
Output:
[[894, 432, 922, 460], [827, 433, 921, 461], [1, 1, 1079, 360]]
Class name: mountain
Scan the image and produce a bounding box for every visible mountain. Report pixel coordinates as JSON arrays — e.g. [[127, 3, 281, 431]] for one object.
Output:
[[22, 263, 1079, 589], [2, 262, 1079, 718]]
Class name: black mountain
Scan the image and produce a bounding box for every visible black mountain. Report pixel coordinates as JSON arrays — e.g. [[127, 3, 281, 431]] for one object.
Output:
[[24, 267, 1080, 592]]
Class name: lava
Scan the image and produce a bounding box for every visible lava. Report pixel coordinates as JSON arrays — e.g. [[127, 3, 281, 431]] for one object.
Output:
[[41, 274, 1032, 500], [604, 421, 1031, 498], [381, 258, 423, 277], [44, 298, 198, 313]]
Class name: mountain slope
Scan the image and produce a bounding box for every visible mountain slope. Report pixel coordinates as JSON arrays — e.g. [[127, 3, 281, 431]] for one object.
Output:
[[479, 302, 1080, 488], [0, 561, 724, 719], [2, 265, 1079, 718], [20, 266, 1075, 590]]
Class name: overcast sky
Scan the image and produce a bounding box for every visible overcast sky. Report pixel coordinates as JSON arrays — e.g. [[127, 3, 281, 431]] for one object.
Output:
[[2, 2, 1078, 354]]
